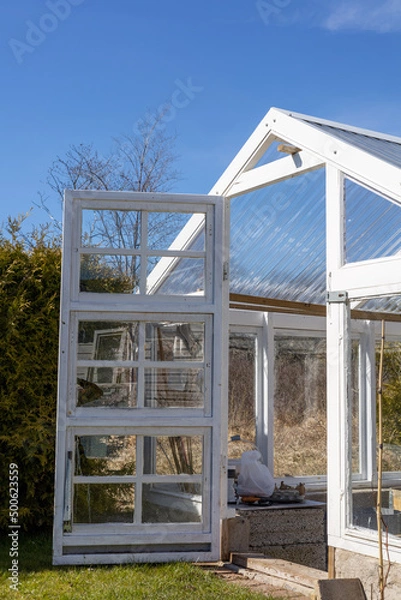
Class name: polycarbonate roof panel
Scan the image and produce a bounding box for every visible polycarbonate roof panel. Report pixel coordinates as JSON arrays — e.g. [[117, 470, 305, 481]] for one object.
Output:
[[345, 178, 401, 262], [298, 119, 401, 169], [229, 169, 327, 304], [356, 295, 401, 314]]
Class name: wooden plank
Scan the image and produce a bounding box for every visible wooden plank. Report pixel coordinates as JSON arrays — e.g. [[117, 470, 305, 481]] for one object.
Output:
[[231, 553, 328, 589], [230, 293, 401, 323]]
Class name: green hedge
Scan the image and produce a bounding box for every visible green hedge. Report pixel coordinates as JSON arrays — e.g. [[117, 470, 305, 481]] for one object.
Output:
[[0, 225, 61, 530]]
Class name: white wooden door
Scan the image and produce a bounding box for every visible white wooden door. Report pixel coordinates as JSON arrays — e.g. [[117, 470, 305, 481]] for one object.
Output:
[[53, 191, 229, 565]]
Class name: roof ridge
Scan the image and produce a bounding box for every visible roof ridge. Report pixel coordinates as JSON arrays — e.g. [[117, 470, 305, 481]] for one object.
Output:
[[272, 107, 401, 146]]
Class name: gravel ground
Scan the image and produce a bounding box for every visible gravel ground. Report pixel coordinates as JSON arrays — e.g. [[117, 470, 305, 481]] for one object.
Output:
[[202, 563, 312, 600]]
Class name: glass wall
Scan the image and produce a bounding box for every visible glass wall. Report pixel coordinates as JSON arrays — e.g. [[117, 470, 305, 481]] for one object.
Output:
[[228, 330, 257, 459], [274, 329, 360, 481], [352, 323, 401, 538]]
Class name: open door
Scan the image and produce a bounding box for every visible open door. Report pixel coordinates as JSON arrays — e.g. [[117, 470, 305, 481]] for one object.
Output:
[[53, 191, 229, 564]]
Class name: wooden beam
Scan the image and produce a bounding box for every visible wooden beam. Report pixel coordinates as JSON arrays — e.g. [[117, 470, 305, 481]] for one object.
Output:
[[227, 152, 324, 198], [229, 292, 401, 323]]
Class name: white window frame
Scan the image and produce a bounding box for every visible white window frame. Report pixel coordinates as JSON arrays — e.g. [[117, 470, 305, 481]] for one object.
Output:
[[327, 165, 401, 562], [53, 191, 229, 565]]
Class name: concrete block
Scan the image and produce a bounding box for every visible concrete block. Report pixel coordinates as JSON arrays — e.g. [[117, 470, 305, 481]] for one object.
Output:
[[237, 507, 326, 546], [252, 543, 327, 571]]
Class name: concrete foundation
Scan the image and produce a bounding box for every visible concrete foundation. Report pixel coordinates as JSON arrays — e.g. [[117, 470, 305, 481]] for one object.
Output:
[[333, 547, 401, 600]]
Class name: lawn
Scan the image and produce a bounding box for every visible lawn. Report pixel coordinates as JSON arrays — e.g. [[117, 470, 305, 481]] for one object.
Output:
[[0, 531, 284, 600]]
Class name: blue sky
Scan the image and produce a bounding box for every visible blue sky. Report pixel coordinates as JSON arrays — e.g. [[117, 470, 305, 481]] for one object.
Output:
[[1, 0, 401, 230]]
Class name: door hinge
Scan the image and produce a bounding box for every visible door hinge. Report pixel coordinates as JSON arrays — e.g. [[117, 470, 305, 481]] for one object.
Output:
[[223, 261, 229, 281], [327, 290, 348, 304]]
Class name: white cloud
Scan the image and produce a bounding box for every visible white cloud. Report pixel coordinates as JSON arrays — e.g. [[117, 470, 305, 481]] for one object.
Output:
[[323, 0, 401, 33]]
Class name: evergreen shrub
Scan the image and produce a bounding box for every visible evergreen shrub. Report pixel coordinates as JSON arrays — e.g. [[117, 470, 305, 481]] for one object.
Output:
[[0, 221, 61, 530]]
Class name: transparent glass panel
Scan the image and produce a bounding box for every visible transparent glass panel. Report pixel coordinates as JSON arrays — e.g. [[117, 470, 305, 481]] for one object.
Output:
[[345, 179, 401, 263], [274, 335, 361, 479], [352, 320, 401, 537], [144, 368, 204, 408], [74, 435, 136, 475], [77, 368, 138, 407], [143, 436, 203, 475], [145, 322, 204, 361], [80, 254, 140, 293], [81, 209, 141, 249], [142, 483, 202, 523], [78, 321, 139, 361], [274, 336, 327, 478], [73, 483, 135, 523], [147, 212, 205, 251], [253, 139, 290, 168], [228, 332, 257, 459], [148, 257, 205, 296]]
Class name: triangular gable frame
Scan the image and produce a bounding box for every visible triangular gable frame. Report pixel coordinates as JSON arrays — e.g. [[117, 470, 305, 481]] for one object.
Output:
[[148, 107, 401, 295]]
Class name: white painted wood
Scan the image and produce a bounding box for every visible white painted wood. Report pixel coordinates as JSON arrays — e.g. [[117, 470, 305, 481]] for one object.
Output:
[[326, 166, 349, 541], [54, 550, 217, 566], [264, 313, 275, 475], [61, 531, 212, 546], [267, 108, 401, 204], [226, 151, 324, 198], [331, 255, 401, 299], [53, 191, 229, 565], [210, 130, 280, 197], [358, 322, 376, 482]]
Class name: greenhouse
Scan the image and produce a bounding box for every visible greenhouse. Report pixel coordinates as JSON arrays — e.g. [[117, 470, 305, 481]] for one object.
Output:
[[53, 107, 401, 590]]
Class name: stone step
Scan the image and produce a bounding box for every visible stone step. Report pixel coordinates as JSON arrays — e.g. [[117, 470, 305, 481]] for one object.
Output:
[[229, 552, 329, 598]]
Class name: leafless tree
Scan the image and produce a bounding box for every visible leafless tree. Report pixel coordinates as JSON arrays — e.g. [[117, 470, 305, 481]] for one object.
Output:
[[38, 112, 183, 289], [45, 112, 180, 200]]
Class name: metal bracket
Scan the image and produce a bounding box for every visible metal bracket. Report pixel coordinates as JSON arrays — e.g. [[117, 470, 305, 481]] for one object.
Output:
[[327, 290, 348, 304]]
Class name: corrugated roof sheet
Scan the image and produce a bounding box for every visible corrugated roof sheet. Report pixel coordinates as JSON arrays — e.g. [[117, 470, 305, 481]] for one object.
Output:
[[295, 117, 401, 169], [229, 170, 327, 304]]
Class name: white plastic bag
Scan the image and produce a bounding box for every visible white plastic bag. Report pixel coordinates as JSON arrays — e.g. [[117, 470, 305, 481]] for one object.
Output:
[[237, 450, 275, 498]]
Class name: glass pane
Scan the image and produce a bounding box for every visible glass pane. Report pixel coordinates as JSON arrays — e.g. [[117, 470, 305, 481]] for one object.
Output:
[[74, 435, 136, 475], [143, 436, 203, 475], [228, 332, 257, 459], [80, 254, 140, 293], [142, 483, 202, 523], [377, 339, 401, 472], [147, 212, 205, 250], [352, 321, 401, 538], [345, 179, 401, 262], [77, 368, 138, 407], [150, 257, 205, 296], [82, 209, 141, 249], [73, 483, 135, 523], [78, 321, 139, 361], [145, 322, 204, 361], [144, 368, 204, 408], [274, 336, 327, 477]]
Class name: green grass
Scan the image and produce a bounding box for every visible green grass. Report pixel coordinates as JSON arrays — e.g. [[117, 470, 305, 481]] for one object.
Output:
[[0, 531, 283, 600]]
